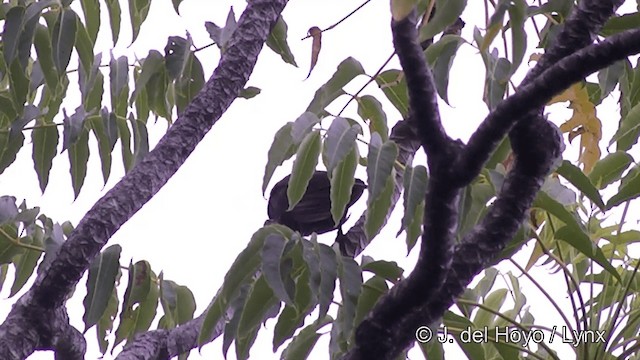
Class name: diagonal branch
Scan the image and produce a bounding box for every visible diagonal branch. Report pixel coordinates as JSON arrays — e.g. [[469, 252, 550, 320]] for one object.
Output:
[[0, 0, 288, 358]]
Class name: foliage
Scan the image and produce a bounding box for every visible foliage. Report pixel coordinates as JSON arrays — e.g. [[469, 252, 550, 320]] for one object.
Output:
[[1, 0, 640, 359]]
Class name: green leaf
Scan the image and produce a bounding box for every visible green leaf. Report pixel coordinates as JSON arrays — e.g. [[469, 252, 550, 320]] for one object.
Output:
[[83, 244, 122, 330], [405, 201, 424, 253], [323, 117, 360, 175], [10, 232, 43, 297], [610, 101, 640, 151], [96, 273, 119, 354], [337, 256, 362, 339], [507, 0, 527, 76], [199, 225, 293, 345], [116, 116, 133, 173], [62, 106, 88, 152], [31, 120, 59, 193], [556, 160, 604, 210], [473, 289, 507, 327], [367, 134, 398, 202], [129, 0, 151, 44], [262, 122, 297, 194], [361, 257, 404, 282], [237, 275, 279, 336], [104, 0, 121, 45], [69, 129, 89, 199], [419, 0, 467, 40], [110, 55, 129, 117], [424, 35, 464, 103], [357, 95, 388, 141], [129, 114, 149, 167], [266, 16, 297, 67], [398, 165, 428, 235], [89, 111, 113, 184], [130, 50, 164, 105], [52, 9, 78, 75], [555, 226, 621, 282], [80, 0, 100, 43], [588, 151, 633, 189], [262, 233, 293, 305], [175, 53, 204, 115], [606, 167, 640, 209], [601, 12, 640, 36], [365, 171, 395, 240], [74, 14, 95, 73], [273, 268, 314, 351], [0, 124, 25, 175], [287, 131, 321, 210], [353, 276, 388, 328], [598, 60, 624, 98], [375, 69, 409, 118], [281, 317, 331, 360], [34, 24, 58, 89], [306, 57, 365, 115], [3, 6, 25, 67], [316, 244, 337, 320], [533, 191, 585, 233], [330, 146, 359, 225], [291, 112, 321, 145], [239, 86, 261, 99]]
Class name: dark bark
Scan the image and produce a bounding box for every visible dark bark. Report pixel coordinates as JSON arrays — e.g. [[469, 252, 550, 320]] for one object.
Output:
[[344, 0, 638, 359], [0, 0, 288, 358]]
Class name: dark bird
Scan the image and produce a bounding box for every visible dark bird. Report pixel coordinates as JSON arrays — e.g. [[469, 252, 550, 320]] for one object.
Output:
[[267, 171, 366, 236]]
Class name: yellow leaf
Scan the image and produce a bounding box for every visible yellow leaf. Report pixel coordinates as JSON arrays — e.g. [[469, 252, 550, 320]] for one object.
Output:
[[552, 83, 602, 174]]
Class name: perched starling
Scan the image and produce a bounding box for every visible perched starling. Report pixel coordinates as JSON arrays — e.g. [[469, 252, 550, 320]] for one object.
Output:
[[267, 171, 366, 235]]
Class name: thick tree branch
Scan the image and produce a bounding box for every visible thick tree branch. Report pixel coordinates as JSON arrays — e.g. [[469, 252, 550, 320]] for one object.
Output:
[[456, 28, 640, 182], [0, 0, 288, 358]]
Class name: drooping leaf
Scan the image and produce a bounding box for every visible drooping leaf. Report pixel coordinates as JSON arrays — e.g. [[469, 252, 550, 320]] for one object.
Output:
[[555, 226, 620, 282], [266, 16, 297, 67], [306, 26, 322, 79], [367, 134, 398, 202], [419, 0, 467, 40], [424, 35, 464, 103], [306, 57, 365, 115], [83, 245, 122, 331], [365, 171, 395, 240], [69, 129, 90, 199], [104, 0, 121, 45], [128, 0, 151, 44], [31, 119, 59, 193], [80, 0, 100, 43], [52, 9, 78, 75], [263, 122, 297, 194], [606, 166, 640, 209], [262, 233, 293, 305], [556, 160, 604, 210], [357, 95, 389, 141], [609, 101, 640, 152], [291, 112, 321, 145], [330, 146, 359, 225], [588, 151, 633, 189], [398, 165, 428, 235], [375, 69, 409, 118], [323, 117, 360, 175], [287, 131, 321, 210]]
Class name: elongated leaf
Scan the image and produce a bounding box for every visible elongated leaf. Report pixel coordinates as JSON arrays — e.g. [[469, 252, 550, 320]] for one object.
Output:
[[130, 50, 164, 104], [80, 0, 100, 43], [399, 165, 428, 235], [199, 225, 293, 345], [291, 112, 321, 144], [420, 0, 467, 40], [263, 122, 297, 194], [424, 35, 464, 103], [266, 16, 297, 66], [83, 244, 122, 330], [330, 146, 359, 225], [357, 95, 388, 141], [306, 57, 365, 115], [31, 120, 59, 193], [10, 232, 43, 297], [367, 134, 398, 202], [281, 317, 332, 360], [104, 0, 121, 45], [365, 172, 395, 240], [317, 244, 337, 320], [610, 101, 640, 151], [606, 167, 640, 209], [533, 191, 585, 233], [129, 0, 151, 44], [287, 131, 321, 210], [74, 15, 95, 73], [556, 160, 604, 210], [375, 69, 409, 118], [2, 6, 25, 67], [588, 151, 633, 189], [52, 9, 78, 75], [337, 256, 362, 339], [262, 233, 293, 305], [353, 276, 388, 328], [324, 117, 360, 175], [34, 24, 58, 89], [69, 129, 89, 198], [237, 275, 279, 336], [555, 226, 620, 282]]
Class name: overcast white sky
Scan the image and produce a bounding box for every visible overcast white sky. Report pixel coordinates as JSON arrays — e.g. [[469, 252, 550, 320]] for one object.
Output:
[[1, 0, 638, 359]]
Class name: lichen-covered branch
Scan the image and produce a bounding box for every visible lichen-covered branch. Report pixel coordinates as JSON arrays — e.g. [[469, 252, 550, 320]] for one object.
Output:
[[0, 0, 288, 358]]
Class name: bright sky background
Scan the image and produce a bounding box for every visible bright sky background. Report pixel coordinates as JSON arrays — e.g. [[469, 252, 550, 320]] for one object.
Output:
[[1, 0, 638, 359]]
